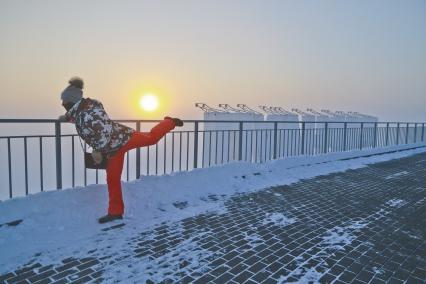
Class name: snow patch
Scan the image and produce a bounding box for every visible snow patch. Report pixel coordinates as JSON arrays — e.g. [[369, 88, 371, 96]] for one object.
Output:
[[103, 231, 216, 283], [278, 219, 369, 282], [385, 171, 409, 180], [262, 212, 296, 227], [321, 220, 368, 250], [373, 267, 384, 275], [386, 199, 407, 208], [401, 230, 421, 240], [243, 232, 264, 249]]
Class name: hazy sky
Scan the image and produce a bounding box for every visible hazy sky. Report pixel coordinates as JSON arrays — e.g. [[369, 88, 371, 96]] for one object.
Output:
[[0, 0, 425, 121]]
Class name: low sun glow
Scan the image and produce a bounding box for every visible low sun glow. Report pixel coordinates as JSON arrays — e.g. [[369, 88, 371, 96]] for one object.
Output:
[[139, 94, 159, 112]]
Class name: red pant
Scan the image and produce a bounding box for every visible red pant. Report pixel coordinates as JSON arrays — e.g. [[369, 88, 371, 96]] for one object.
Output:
[[106, 119, 175, 215]]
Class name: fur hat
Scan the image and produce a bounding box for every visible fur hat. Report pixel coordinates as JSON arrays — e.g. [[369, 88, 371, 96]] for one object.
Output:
[[61, 77, 84, 104]]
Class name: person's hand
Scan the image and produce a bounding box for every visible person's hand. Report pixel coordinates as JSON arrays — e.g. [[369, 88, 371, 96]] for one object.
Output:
[[58, 115, 68, 122], [92, 151, 103, 165]]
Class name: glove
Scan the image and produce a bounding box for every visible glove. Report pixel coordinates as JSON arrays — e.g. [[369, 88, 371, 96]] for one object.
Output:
[[91, 151, 103, 165], [58, 115, 68, 122]]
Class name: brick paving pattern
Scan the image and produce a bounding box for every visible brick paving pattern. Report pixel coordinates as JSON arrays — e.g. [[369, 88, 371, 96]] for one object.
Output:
[[1, 152, 426, 283]]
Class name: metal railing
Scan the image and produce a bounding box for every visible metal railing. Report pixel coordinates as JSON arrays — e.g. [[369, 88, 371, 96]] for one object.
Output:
[[0, 119, 425, 200]]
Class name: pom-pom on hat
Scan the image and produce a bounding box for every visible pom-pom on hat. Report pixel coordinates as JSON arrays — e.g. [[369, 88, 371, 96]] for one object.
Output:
[[61, 77, 84, 104]]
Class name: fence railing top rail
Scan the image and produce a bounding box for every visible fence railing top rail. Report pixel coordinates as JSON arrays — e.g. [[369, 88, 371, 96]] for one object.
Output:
[[0, 118, 424, 124], [0, 119, 59, 123]]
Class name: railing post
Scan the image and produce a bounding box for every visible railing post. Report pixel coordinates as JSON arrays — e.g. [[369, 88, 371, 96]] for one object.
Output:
[[396, 123, 400, 145], [385, 123, 389, 146], [7, 138, 12, 198], [193, 122, 199, 169], [422, 123, 425, 142], [273, 122, 278, 159], [405, 123, 409, 144], [55, 121, 62, 190], [343, 122, 347, 151], [323, 122, 328, 153], [414, 123, 417, 143], [373, 122, 378, 148], [136, 121, 141, 179], [359, 122, 364, 150], [238, 122, 243, 161], [24, 137, 28, 195], [301, 122, 306, 155]]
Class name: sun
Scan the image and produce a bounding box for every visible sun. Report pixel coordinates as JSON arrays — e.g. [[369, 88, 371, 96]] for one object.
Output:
[[139, 94, 159, 112]]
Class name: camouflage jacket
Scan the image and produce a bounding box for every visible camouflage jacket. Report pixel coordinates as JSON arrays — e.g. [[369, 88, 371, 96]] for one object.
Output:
[[65, 98, 134, 154]]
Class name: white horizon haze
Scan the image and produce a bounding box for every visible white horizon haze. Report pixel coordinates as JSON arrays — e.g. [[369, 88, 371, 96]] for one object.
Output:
[[0, 0, 425, 122]]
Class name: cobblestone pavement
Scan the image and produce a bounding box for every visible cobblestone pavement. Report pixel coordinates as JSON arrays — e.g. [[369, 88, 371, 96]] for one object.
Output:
[[1, 152, 426, 284]]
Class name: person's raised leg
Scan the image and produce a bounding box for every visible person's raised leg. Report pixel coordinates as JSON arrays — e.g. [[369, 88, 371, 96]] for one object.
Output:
[[122, 118, 177, 151], [148, 118, 177, 145]]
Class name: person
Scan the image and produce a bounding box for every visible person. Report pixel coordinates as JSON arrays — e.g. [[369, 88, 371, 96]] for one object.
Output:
[[59, 77, 183, 223]]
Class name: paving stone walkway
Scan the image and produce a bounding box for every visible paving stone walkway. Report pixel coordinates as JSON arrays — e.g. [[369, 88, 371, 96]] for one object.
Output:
[[1, 152, 426, 284]]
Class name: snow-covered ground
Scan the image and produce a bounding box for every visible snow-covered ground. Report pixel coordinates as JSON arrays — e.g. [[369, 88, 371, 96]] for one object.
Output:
[[0, 143, 425, 275]]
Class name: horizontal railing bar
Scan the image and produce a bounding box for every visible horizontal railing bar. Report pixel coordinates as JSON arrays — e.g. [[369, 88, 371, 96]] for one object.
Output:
[[0, 119, 59, 123], [1, 127, 405, 139], [115, 120, 423, 124], [0, 126, 405, 139], [0, 118, 423, 124], [0, 135, 56, 139], [0, 132, 194, 139]]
